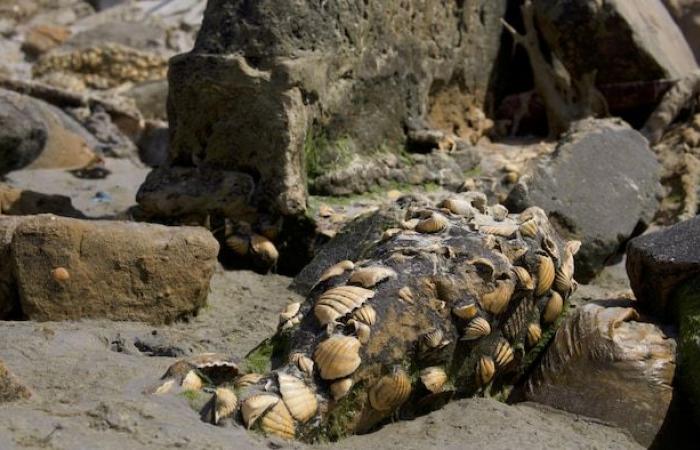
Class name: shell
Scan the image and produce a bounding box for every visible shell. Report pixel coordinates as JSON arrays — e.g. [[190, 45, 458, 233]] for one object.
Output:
[[519, 219, 538, 238], [314, 286, 375, 326], [519, 207, 548, 225], [290, 353, 314, 377], [500, 239, 529, 262], [330, 378, 354, 400], [490, 204, 509, 221], [235, 373, 264, 389], [512, 266, 534, 290], [462, 191, 488, 212], [536, 255, 556, 296], [542, 236, 560, 261], [452, 302, 478, 320], [503, 297, 536, 341], [382, 228, 402, 241], [420, 367, 448, 394], [494, 340, 514, 367], [466, 257, 495, 280], [462, 317, 492, 340], [398, 286, 415, 304], [318, 260, 355, 283], [554, 240, 580, 295], [423, 328, 447, 349], [225, 235, 249, 256], [477, 356, 496, 386], [260, 400, 295, 440], [250, 234, 279, 265], [352, 304, 377, 326], [440, 198, 476, 217], [278, 373, 318, 423], [181, 370, 203, 391], [213, 387, 238, 424], [415, 213, 449, 234], [347, 319, 371, 344], [542, 291, 564, 324], [480, 223, 518, 238], [349, 266, 396, 288], [566, 240, 582, 256], [369, 369, 412, 411], [553, 269, 572, 296], [281, 315, 301, 331], [52, 267, 70, 282], [313, 335, 362, 380], [401, 218, 420, 230], [527, 323, 542, 347], [279, 302, 301, 323], [241, 394, 279, 428], [480, 279, 515, 315]]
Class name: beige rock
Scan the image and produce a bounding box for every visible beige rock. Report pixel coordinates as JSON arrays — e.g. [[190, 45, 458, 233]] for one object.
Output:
[[21, 24, 71, 57], [0, 360, 31, 403], [11, 215, 219, 323]]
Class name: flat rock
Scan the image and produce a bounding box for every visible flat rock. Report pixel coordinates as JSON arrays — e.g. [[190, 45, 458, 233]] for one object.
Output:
[[627, 216, 700, 318], [506, 118, 661, 282], [10, 215, 219, 323]]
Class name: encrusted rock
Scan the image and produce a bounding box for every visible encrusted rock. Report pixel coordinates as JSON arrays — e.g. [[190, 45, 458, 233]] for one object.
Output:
[[0, 361, 31, 403]]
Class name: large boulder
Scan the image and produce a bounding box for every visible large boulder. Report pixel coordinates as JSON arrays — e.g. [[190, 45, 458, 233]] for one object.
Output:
[[506, 118, 661, 282], [663, 0, 700, 64], [146, 0, 508, 217], [533, 0, 697, 84], [10, 215, 219, 323]]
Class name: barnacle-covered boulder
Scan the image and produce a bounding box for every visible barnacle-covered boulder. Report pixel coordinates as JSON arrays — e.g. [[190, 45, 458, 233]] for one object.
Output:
[[154, 192, 578, 441]]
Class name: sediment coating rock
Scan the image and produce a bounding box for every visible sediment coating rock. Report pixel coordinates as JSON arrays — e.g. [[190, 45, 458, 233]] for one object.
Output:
[[0, 360, 31, 403], [156, 193, 578, 441], [10, 215, 219, 323]]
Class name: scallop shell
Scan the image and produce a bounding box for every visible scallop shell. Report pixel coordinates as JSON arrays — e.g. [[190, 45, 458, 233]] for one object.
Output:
[[52, 267, 70, 282], [440, 198, 476, 217], [330, 378, 354, 400], [347, 319, 371, 344], [213, 387, 238, 424], [260, 400, 295, 439], [181, 370, 203, 391], [480, 279, 515, 315], [250, 234, 279, 264], [490, 204, 509, 221], [290, 353, 314, 377], [512, 266, 534, 291], [235, 373, 264, 389], [398, 286, 415, 304], [313, 335, 362, 380], [420, 367, 448, 394], [241, 394, 279, 428], [494, 340, 514, 367], [314, 286, 375, 326], [225, 235, 249, 256], [536, 255, 556, 296], [462, 317, 491, 340], [519, 219, 538, 238], [415, 213, 449, 233], [352, 304, 377, 326], [503, 297, 536, 341], [280, 315, 301, 331], [452, 302, 478, 320], [279, 302, 301, 323], [423, 328, 447, 349], [369, 369, 412, 411], [318, 260, 355, 283], [542, 291, 563, 324], [480, 223, 518, 238], [542, 236, 560, 261], [278, 373, 318, 423], [349, 266, 396, 288], [527, 323, 542, 347], [477, 356, 495, 386]]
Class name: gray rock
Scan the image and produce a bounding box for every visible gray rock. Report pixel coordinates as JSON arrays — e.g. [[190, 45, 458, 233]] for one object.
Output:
[[506, 118, 661, 282], [10, 215, 219, 323], [626, 216, 700, 319], [533, 0, 697, 84], [137, 120, 169, 167]]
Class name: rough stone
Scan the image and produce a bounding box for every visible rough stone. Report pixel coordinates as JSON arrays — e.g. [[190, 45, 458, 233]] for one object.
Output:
[[533, 0, 697, 84], [11, 215, 219, 323], [0, 361, 31, 403], [524, 302, 676, 447], [21, 24, 71, 57], [0, 184, 83, 218], [0, 216, 22, 319], [506, 118, 661, 282], [662, 0, 700, 64], [627, 216, 700, 319]]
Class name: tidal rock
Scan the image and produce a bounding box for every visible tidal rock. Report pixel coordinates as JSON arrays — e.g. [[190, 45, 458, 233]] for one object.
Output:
[[627, 216, 700, 319], [506, 118, 661, 282], [0, 361, 31, 403], [524, 302, 676, 447], [10, 215, 219, 323], [533, 0, 697, 84]]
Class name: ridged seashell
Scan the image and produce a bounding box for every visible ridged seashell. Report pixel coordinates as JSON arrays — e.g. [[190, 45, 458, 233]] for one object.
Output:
[[554, 240, 580, 295], [466, 257, 495, 280], [415, 213, 449, 234], [452, 302, 478, 320], [225, 235, 249, 256], [347, 319, 371, 344], [235, 373, 264, 389], [260, 400, 295, 440], [512, 266, 534, 290], [553, 269, 572, 296], [423, 328, 447, 349], [352, 304, 377, 326], [519, 219, 538, 238], [52, 267, 70, 282], [318, 260, 355, 283], [241, 394, 279, 428], [250, 234, 279, 265], [536, 255, 556, 296], [369, 369, 412, 411], [349, 266, 396, 288], [330, 378, 354, 400], [314, 286, 375, 326], [462, 317, 491, 340], [398, 286, 414, 304], [542, 291, 563, 324], [212, 387, 238, 424], [494, 340, 514, 367], [290, 353, 314, 377], [278, 373, 318, 423], [541, 236, 560, 261], [181, 370, 203, 391], [477, 356, 496, 386], [503, 297, 536, 341], [480, 223, 518, 238], [490, 204, 509, 221], [480, 279, 515, 315], [420, 367, 448, 394], [440, 198, 476, 217], [313, 335, 362, 380], [527, 323, 542, 347], [279, 302, 301, 323]]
